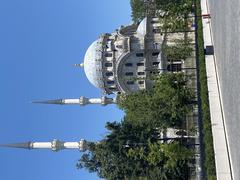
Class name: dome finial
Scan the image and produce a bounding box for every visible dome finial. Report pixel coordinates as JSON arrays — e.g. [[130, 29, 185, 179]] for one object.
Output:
[[74, 63, 84, 68]]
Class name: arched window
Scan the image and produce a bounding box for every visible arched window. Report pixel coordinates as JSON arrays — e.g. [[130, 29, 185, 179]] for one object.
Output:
[[105, 63, 113, 67], [105, 52, 112, 57], [105, 72, 113, 76], [137, 72, 145, 75], [136, 53, 144, 57], [137, 62, 144, 66], [107, 80, 115, 85], [125, 63, 133, 67], [127, 81, 134, 85], [125, 72, 133, 76]]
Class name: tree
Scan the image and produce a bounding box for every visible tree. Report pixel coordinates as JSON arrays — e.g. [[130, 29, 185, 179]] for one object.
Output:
[[77, 121, 157, 179], [77, 121, 193, 180], [118, 73, 194, 128], [155, 0, 194, 33], [130, 0, 146, 23], [156, 0, 193, 18], [163, 38, 193, 61]]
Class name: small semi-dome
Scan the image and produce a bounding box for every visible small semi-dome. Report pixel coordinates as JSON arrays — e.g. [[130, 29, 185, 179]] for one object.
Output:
[[83, 39, 104, 89], [136, 17, 147, 36]]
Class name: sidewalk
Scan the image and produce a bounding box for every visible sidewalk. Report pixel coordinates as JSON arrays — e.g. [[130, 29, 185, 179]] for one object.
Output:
[[200, 0, 233, 179]]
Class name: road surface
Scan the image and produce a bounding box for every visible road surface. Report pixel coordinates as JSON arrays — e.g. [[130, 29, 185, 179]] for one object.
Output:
[[208, 0, 240, 179]]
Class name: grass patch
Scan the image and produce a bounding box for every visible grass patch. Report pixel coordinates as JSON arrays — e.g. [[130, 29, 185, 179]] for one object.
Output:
[[195, 0, 217, 179]]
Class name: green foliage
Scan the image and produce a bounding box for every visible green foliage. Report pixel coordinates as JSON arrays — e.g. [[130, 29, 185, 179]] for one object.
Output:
[[159, 16, 189, 32], [155, 0, 193, 33], [163, 38, 193, 61], [130, 0, 146, 23], [77, 121, 193, 179], [156, 0, 193, 18], [196, 0, 216, 178], [77, 1, 201, 179], [118, 73, 194, 128], [77, 121, 157, 179]]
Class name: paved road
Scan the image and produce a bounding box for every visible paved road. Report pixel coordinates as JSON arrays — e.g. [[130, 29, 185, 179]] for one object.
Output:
[[208, 0, 240, 179]]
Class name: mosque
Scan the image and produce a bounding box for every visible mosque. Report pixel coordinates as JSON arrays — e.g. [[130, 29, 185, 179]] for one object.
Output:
[[34, 16, 185, 107], [2, 16, 190, 151]]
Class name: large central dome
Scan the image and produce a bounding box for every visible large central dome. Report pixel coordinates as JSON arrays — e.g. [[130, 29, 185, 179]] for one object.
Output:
[[83, 39, 104, 89]]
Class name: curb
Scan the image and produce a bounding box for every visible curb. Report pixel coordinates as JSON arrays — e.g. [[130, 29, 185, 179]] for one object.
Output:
[[200, 0, 233, 179]]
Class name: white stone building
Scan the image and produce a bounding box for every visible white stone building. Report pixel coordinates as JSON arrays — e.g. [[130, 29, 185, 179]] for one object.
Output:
[[34, 17, 182, 106], [80, 17, 166, 95]]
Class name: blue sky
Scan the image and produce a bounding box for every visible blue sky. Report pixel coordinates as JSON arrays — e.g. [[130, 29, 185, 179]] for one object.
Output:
[[0, 1, 131, 179]]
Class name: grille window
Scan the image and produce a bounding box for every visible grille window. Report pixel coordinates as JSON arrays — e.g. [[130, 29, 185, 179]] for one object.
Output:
[[137, 63, 144, 66], [116, 45, 123, 48], [127, 81, 134, 85], [105, 63, 113, 67], [109, 87, 116, 91], [125, 63, 133, 67], [106, 72, 113, 76], [153, 29, 161, 33], [167, 64, 182, 72], [125, 72, 134, 76], [136, 53, 144, 57], [153, 62, 160, 66], [151, 20, 158, 24], [137, 72, 145, 75], [152, 52, 160, 56], [105, 52, 112, 57], [107, 81, 115, 85]]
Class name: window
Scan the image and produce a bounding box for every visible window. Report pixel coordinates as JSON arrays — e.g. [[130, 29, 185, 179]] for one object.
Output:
[[106, 72, 113, 76], [152, 52, 160, 56], [151, 20, 158, 24], [136, 53, 144, 57], [125, 63, 133, 67], [137, 72, 145, 75], [137, 63, 144, 66], [153, 29, 161, 33], [127, 81, 134, 85], [168, 59, 181, 63], [125, 72, 133, 76], [116, 45, 123, 49], [138, 81, 144, 85], [105, 52, 112, 57], [152, 62, 160, 66], [107, 81, 115, 85], [154, 43, 161, 49], [105, 63, 113, 67], [109, 87, 116, 91], [167, 64, 182, 72], [150, 71, 158, 74]]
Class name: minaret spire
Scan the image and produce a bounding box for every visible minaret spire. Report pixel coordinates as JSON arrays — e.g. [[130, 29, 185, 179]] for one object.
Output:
[[33, 96, 116, 106], [0, 142, 32, 149], [74, 63, 84, 68], [1, 139, 88, 152]]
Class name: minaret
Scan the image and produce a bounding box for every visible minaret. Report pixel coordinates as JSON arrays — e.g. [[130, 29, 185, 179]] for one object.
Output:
[[33, 96, 116, 106], [74, 63, 84, 68], [0, 139, 88, 152]]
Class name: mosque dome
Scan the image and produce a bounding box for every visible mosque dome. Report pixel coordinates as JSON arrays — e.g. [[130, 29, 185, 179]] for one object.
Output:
[[83, 39, 104, 89], [136, 17, 147, 36]]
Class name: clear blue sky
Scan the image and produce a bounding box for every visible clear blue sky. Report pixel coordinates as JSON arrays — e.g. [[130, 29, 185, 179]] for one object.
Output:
[[0, 1, 131, 179]]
